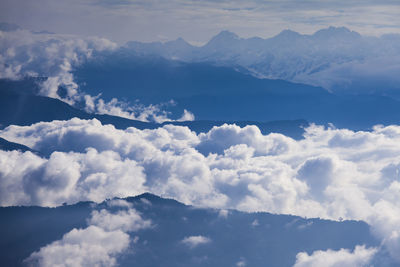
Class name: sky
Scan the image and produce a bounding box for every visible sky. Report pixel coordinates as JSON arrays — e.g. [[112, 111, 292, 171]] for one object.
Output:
[[1, 0, 400, 44]]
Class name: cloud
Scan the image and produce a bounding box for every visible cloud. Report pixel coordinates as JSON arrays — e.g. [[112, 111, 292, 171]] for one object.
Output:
[[3, 119, 400, 261], [177, 109, 195, 122], [0, 148, 147, 206], [94, 98, 194, 123], [181, 235, 211, 248], [293, 245, 377, 267], [197, 123, 296, 155], [2, 0, 399, 45], [25, 225, 130, 267], [25, 200, 151, 267], [0, 28, 116, 86], [88, 208, 152, 232]]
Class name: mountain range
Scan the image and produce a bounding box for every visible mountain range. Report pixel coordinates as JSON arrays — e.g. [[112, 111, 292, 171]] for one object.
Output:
[[74, 53, 400, 129], [0, 79, 308, 149], [125, 26, 400, 96]]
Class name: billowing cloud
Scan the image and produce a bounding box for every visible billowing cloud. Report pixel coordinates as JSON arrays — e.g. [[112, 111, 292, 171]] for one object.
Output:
[[2, 119, 400, 261], [293, 245, 377, 267], [0, 148, 147, 206], [25, 226, 129, 267], [181, 235, 211, 249], [25, 200, 151, 267]]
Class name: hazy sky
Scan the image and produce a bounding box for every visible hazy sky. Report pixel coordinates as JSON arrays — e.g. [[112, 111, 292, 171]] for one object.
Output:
[[1, 0, 400, 44]]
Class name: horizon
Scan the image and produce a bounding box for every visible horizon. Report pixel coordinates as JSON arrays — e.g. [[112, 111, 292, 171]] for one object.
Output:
[[2, 22, 398, 47], [1, 0, 400, 44], [126, 26, 394, 46]]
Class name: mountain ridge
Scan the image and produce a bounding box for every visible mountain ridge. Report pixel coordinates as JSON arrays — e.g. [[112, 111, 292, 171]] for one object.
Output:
[[123, 26, 400, 96], [0, 192, 380, 267]]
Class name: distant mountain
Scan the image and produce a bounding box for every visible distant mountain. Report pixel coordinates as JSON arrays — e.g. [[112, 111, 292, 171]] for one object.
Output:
[[75, 52, 327, 102], [4, 52, 400, 130], [74, 54, 400, 129], [124, 27, 400, 95], [0, 81, 308, 140], [0, 193, 379, 267]]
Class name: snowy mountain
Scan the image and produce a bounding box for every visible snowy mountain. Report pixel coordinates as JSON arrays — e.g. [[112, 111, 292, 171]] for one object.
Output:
[[124, 27, 400, 95]]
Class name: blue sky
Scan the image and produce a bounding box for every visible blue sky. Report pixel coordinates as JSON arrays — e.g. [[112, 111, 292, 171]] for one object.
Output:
[[1, 0, 400, 44]]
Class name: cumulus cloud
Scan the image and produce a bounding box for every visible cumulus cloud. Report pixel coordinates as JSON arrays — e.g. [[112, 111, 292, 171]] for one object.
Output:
[[25, 200, 151, 267], [181, 235, 211, 249], [0, 148, 147, 206], [3, 119, 400, 261], [293, 245, 377, 267], [25, 226, 129, 267]]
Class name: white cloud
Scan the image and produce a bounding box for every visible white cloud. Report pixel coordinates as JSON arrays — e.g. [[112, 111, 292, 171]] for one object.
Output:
[[89, 208, 152, 232], [181, 235, 211, 248], [0, 148, 147, 206], [94, 98, 191, 123], [293, 245, 377, 267], [25, 225, 130, 267], [177, 109, 195, 122], [3, 119, 400, 261], [0, 29, 116, 94], [25, 201, 151, 267], [198, 124, 297, 155], [106, 199, 133, 209]]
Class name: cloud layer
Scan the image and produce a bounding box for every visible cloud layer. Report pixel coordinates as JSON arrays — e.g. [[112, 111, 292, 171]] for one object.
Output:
[[1, 0, 399, 44], [1, 118, 400, 262]]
